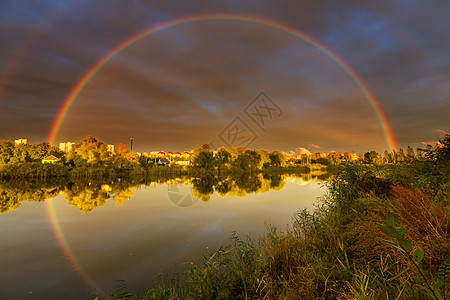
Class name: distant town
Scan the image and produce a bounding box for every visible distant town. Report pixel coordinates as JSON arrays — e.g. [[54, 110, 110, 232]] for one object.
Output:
[[11, 137, 363, 166]]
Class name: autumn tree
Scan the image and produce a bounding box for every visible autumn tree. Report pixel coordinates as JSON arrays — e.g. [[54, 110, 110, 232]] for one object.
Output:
[[384, 150, 392, 163], [28, 143, 62, 161], [406, 145, 415, 161], [192, 144, 215, 171], [113, 143, 141, 169], [364, 150, 381, 164], [66, 136, 111, 166], [64, 183, 109, 213], [328, 152, 342, 165], [214, 147, 231, 166], [256, 149, 270, 169], [0, 140, 13, 164], [117, 143, 129, 154], [267, 151, 285, 167], [416, 147, 423, 160]]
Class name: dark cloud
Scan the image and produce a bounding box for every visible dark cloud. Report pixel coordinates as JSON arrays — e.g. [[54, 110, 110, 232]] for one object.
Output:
[[0, 0, 448, 152]]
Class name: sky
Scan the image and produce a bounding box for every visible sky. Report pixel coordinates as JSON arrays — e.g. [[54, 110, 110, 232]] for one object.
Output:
[[0, 0, 448, 153]]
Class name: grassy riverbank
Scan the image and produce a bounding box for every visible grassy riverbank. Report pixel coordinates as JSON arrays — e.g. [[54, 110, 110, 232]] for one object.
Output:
[[101, 137, 449, 299]]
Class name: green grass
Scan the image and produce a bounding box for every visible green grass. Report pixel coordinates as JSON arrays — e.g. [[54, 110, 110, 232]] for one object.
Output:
[[98, 138, 450, 299]]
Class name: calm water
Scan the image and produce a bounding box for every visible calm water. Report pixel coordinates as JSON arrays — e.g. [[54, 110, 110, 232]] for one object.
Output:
[[0, 174, 327, 299]]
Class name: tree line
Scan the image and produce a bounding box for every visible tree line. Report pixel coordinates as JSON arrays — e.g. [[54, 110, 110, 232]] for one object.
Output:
[[0, 135, 442, 178], [0, 171, 329, 214]]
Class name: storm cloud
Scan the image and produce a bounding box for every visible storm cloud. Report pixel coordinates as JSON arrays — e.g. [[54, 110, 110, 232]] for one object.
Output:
[[0, 0, 448, 153]]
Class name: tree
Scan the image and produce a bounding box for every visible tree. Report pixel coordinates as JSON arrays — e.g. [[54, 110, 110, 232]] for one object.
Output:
[[364, 150, 381, 164], [245, 150, 261, 168], [226, 147, 239, 161], [328, 152, 342, 165], [10, 144, 31, 164], [268, 151, 285, 167], [193, 150, 215, 171], [214, 147, 231, 166], [255, 149, 270, 169], [396, 148, 406, 162], [416, 147, 423, 160], [384, 150, 392, 163], [191, 174, 216, 201], [0, 140, 14, 164], [117, 143, 129, 154], [113, 188, 134, 207], [66, 136, 111, 166], [407, 146, 415, 160], [64, 183, 109, 213], [28, 143, 62, 161], [316, 157, 330, 165], [192, 143, 211, 158]]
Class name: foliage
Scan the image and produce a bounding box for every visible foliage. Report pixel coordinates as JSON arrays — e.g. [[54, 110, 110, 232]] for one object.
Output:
[[380, 214, 447, 300], [0, 176, 144, 214], [0, 140, 63, 165], [66, 136, 112, 167], [192, 150, 215, 171], [364, 150, 383, 164], [101, 135, 449, 299]]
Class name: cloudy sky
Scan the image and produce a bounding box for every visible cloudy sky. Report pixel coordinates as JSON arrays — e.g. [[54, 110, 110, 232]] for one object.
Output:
[[0, 0, 448, 153]]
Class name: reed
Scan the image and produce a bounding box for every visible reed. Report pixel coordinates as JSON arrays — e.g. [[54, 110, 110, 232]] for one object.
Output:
[[100, 140, 449, 299]]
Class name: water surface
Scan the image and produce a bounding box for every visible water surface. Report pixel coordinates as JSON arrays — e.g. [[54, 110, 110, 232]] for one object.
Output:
[[0, 174, 327, 299]]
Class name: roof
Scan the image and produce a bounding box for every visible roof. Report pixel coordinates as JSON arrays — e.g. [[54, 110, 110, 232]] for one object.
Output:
[[42, 155, 59, 161]]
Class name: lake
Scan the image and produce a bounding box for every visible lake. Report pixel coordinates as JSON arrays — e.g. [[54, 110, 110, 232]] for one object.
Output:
[[0, 173, 328, 299]]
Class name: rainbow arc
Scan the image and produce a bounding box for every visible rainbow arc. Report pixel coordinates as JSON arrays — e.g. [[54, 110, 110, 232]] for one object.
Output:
[[45, 13, 398, 293]]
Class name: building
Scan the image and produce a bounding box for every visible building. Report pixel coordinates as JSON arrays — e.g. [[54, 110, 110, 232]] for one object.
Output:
[[59, 142, 75, 152], [157, 158, 170, 166], [107, 144, 114, 152], [343, 152, 358, 160], [15, 139, 27, 145], [315, 152, 329, 159], [42, 155, 59, 164]]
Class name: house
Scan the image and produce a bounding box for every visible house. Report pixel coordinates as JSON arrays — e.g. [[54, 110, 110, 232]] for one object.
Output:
[[42, 155, 59, 164], [157, 158, 170, 166]]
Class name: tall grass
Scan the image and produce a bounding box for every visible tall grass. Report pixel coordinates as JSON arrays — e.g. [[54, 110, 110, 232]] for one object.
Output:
[[100, 141, 449, 299]]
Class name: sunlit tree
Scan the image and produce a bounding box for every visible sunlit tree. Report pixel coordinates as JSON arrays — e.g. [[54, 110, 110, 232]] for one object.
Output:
[[406, 145, 415, 161], [192, 144, 214, 171], [113, 188, 134, 207], [364, 150, 381, 164], [268, 151, 285, 167]]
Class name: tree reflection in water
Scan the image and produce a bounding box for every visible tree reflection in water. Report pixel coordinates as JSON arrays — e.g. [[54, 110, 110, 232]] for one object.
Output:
[[0, 172, 329, 214]]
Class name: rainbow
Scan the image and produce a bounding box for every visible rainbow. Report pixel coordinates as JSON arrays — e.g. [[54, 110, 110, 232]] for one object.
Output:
[[47, 13, 397, 151], [45, 13, 398, 292], [46, 198, 104, 295]]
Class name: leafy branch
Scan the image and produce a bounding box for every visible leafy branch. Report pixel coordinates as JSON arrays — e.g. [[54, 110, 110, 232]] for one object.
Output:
[[379, 214, 444, 300]]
